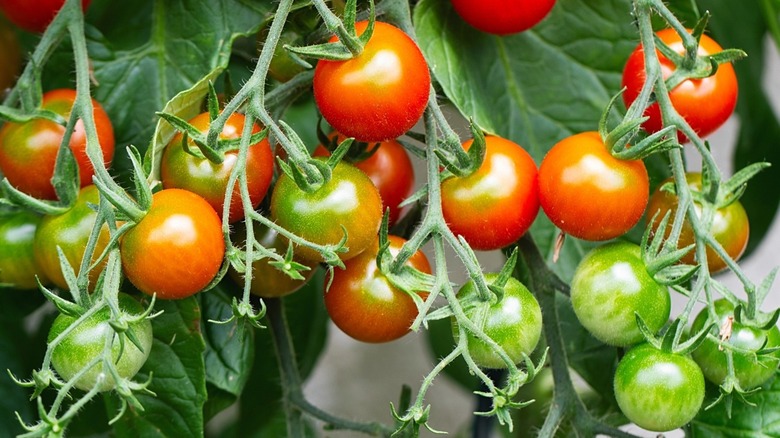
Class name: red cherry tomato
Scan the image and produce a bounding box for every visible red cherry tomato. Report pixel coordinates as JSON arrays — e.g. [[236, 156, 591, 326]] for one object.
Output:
[[325, 235, 432, 343], [0, 89, 115, 200], [622, 28, 738, 142], [450, 0, 556, 35], [0, 0, 91, 33], [441, 135, 539, 250], [160, 112, 274, 223], [313, 21, 430, 142], [120, 189, 225, 300], [538, 131, 649, 241]]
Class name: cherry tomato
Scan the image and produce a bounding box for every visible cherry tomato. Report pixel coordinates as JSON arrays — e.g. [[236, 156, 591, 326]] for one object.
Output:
[[538, 131, 649, 241], [325, 235, 432, 343], [48, 293, 153, 392], [622, 28, 738, 142], [646, 173, 749, 273], [0, 89, 115, 200], [33, 185, 110, 290], [441, 135, 539, 250], [450, 0, 556, 35], [270, 159, 383, 263], [0, 0, 91, 33], [571, 241, 670, 346], [313, 134, 415, 226], [120, 189, 225, 300], [453, 274, 542, 369], [228, 222, 318, 299], [160, 112, 273, 223], [0, 19, 21, 91], [0, 210, 48, 289], [313, 21, 430, 142], [690, 299, 780, 390], [614, 343, 705, 432]]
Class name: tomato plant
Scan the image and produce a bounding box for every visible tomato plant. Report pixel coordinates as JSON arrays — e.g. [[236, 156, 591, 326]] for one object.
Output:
[[313, 20, 430, 142], [622, 28, 738, 142], [450, 0, 556, 35], [570, 241, 670, 347], [441, 135, 539, 250], [160, 111, 274, 223], [120, 188, 225, 300], [647, 172, 749, 273], [48, 292, 153, 392], [325, 235, 431, 343], [614, 343, 705, 432], [538, 131, 649, 241], [0, 88, 115, 200], [453, 274, 542, 369], [270, 159, 383, 263], [0, 0, 91, 33], [0, 209, 48, 289]]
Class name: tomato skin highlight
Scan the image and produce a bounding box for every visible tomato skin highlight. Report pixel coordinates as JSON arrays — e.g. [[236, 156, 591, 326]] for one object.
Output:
[[614, 344, 704, 432], [0, 0, 91, 33], [160, 112, 274, 223], [0, 210, 49, 289], [120, 189, 225, 300], [0, 88, 115, 200], [313, 21, 430, 142], [325, 235, 432, 343], [48, 293, 153, 392], [453, 274, 542, 369], [646, 173, 749, 274], [571, 241, 670, 346], [538, 131, 649, 241], [690, 299, 780, 390], [270, 159, 383, 263], [441, 135, 539, 250], [450, 0, 556, 35], [622, 28, 738, 142]]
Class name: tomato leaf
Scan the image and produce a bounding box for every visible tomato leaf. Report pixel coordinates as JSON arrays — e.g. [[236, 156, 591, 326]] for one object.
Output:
[[690, 376, 780, 436]]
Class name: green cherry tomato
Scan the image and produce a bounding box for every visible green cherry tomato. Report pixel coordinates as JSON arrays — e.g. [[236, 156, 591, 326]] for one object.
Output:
[[48, 293, 153, 392], [0, 210, 48, 289], [691, 299, 780, 390], [570, 241, 670, 346], [614, 343, 705, 432], [33, 185, 110, 290], [453, 274, 542, 369], [270, 159, 383, 263]]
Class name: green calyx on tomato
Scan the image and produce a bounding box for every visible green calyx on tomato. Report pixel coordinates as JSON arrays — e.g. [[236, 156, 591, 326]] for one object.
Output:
[[0, 88, 115, 200], [647, 172, 749, 274], [571, 241, 670, 347], [48, 293, 153, 392], [453, 274, 542, 369], [160, 112, 274, 223], [614, 343, 705, 432], [0, 209, 49, 289], [690, 299, 780, 390]]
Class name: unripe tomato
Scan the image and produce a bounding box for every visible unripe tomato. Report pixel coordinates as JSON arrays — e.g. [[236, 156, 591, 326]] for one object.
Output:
[[0, 89, 115, 200], [538, 131, 649, 241], [450, 0, 556, 35], [48, 293, 153, 392], [160, 112, 274, 223], [0, 0, 91, 33], [313, 21, 430, 142], [0, 210, 48, 289], [646, 173, 749, 273]]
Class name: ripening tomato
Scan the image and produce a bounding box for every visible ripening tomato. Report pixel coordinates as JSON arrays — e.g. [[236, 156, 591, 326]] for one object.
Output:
[[120, 189, 225, 300], [450, 0, 556, 35], [325, 235, 432, 343], [313, 21, 430, 142], [538, 131, 649, 241], [313, 135, 414, 226], [441, 135, 539, 250], [622, 28, 738, 142], [0, 210, 48, 289], [33, 185, 110, 290], [0, 88, 115, 200], [0, 0, 91, 33], [160, 112, 274, 223], [0, 20, 21, 91], [270, 159, 383, 263], [646, 173, 749, 273]]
